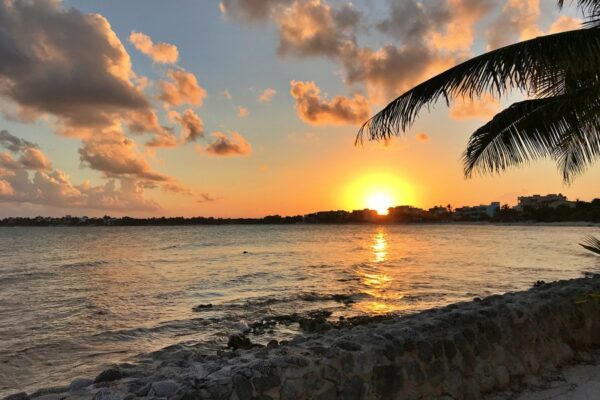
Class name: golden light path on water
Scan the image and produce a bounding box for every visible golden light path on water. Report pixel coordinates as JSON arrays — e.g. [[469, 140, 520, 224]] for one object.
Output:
[[356, 228, 406, 314]]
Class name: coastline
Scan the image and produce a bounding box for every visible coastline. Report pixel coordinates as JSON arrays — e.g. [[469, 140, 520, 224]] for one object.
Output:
[[5, 276, 599, 400], [0, 221, 598, 228]]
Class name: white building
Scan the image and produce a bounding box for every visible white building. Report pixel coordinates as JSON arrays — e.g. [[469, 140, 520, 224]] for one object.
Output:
[[455, 202, 500, 219]]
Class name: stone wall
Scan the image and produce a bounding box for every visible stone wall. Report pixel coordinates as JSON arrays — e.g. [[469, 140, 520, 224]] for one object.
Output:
[[8, 277, 600, 400]]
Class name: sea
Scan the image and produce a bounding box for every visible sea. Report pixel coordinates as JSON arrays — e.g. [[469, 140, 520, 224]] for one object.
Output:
[[1, 224, 599, 396]]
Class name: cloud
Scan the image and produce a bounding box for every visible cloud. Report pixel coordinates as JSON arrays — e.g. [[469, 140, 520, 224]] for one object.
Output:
[[415, 133, 430, 142], [0, 131, 159, 211], [221, 89, 233, 100], [126, 109, 178, 147], [289, 80, 370, 126], [170, 109, 205, 143], [198, 192, 220, 203], [0, 0, 151, 132], [0, 170, 160, 212], [159, 69, 207, 107], [0, 131, 51, 171], [128, 31, 179, 64], [19, 148, 52, 170], [219, 0, 293, 22], [78, 128, 171, 183], [449, 94, 501, 121], [486, 0, 543, 50], [548, 15, 582, 34], [258, 88, 276, 103], [237, 106, 250, 117], [204, 131, 252, 156], [0, 130, 37, 152], [251, 0, 501, 103], [275, 0, 360, 59]]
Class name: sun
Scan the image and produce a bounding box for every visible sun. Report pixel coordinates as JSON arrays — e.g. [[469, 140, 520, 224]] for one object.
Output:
[[342, 171, 416, 214], [366, 192, 393, 215]]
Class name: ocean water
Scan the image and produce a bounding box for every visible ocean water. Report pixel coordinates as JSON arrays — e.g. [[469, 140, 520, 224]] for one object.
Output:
[[0, 224, 599, 396]]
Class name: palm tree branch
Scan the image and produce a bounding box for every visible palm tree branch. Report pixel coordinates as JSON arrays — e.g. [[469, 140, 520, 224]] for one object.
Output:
[[463, 86, 600, 180], [358, 28, 600, 143]]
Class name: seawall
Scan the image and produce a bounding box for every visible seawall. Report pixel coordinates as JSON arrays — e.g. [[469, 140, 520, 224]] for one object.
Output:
[[6, 276, 600, 400]]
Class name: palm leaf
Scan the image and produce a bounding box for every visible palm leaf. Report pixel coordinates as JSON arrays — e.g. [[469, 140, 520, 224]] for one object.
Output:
[[559, 0, 600, 27], [463, 87, 600, 181], [579, 235, 600, 255], [357, 28, 600, 143]]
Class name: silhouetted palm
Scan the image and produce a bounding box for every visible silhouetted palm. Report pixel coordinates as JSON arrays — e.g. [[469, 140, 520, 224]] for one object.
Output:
[[358, 1, 600, 255], [580, 235, 600, 255], [359, 0, 600, 183]]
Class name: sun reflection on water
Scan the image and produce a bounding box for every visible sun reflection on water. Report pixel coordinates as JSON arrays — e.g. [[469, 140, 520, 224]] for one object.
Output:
[[355, 228, 406, 314], [372, 229, 388, 263]]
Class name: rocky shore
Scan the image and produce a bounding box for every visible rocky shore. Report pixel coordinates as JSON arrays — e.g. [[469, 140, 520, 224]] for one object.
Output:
[[4, 276, 600, 400]]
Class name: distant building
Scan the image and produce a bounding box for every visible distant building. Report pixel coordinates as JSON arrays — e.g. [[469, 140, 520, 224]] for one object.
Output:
[[388, 206, 425, 222], [428, 206, 449, 215], [455, 202, 500, 219], [351, 209, 379, 222], [516, 194, 575, 211]]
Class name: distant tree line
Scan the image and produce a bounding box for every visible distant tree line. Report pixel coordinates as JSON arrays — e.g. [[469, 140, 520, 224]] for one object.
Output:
[[1, 199, 599, 227]]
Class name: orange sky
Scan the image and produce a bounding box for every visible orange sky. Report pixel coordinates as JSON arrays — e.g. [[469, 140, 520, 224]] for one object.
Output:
[[0, 0, 596, 218]]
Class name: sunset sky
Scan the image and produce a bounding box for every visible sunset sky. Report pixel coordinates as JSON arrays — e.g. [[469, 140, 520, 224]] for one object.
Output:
[[0, 0, 597, 218]]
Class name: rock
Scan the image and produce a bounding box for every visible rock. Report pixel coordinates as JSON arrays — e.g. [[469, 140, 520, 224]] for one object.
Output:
[[252, 375, 281, 393], [3, 392, 29, 400], [149, 380, 180, 398], [232, 375, 253, 400], [417, 341, 433, 363], [192, 304, 213, 311], [322, 364, 342, 385], [280, 379, 304, 400], [341, 376, 365, 400], [313, 383, 338, 400], [373, 365, 403, 398], [334, 340, 361, 351], [94, 368, 122, 383], [267, 340, 279, 349], [405, 361, 426, 385], [93, 388, 124, 400], [495, 366, 510, 388], [228, 334, 252, 350], [69, 378, 93, 392], [29, 387, 67, 398]]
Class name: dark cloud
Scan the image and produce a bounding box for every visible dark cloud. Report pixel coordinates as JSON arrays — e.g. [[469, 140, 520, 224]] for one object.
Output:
[[219, 0, 293, 22], [171, 109, 205, 143], [0, 0, 151, 131], [0, 129, 37, 152], [205, 131, 252, 156]]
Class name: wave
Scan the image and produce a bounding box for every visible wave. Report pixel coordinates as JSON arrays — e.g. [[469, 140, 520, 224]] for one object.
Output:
[[61, 260, 108, 269]]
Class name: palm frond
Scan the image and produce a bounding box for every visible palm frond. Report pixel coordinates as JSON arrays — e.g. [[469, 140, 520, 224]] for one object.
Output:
[[580, 235, 600, 255], [559, 0, 600, 27], [462, 86, 600, 181], [463, 98, 563, 177], [358, 28, 600, 143]]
